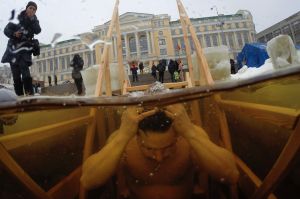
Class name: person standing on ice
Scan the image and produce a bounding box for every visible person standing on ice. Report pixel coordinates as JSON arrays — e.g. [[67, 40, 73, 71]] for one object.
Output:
[[1, 1, 41, 96]]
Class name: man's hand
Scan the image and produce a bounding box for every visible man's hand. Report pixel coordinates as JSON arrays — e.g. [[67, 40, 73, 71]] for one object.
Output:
[[120, 107, 158, 139], [14, 31, 22, 38], [164, 104, 194, 138]]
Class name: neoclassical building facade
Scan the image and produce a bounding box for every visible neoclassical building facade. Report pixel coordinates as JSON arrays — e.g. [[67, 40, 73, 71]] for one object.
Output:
[[31, 10, 256, 85]]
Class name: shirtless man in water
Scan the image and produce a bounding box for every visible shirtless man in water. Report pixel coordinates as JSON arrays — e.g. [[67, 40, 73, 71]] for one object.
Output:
[[81, 104, 239, 199]]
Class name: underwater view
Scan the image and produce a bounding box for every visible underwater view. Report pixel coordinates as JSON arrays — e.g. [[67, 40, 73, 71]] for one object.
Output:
[[0, 0, 300, 199]]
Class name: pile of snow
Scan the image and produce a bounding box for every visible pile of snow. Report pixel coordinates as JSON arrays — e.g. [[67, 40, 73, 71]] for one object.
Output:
[[267, 35, 300, 69], [192, 45, 231, 81], [81, 64, 128, 96], [231, 59, 274, 80]]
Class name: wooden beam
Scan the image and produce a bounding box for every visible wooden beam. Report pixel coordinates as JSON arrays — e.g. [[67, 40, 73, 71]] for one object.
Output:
[[176, 0, 214, 86], [251, 121, 300, 199], [0, 115, 93, 150], [213, 94, 237, 199], [95, 0, 120, 96], [218, 99, 300, 129], [235, 155, 277, 199], [48, 167, 82, 199], [214, 95, 233, 151], [177, 5, 194, 86], [115, 9, 126, 93], [0, 143, 51, 199], [79, 109, 97, 199]]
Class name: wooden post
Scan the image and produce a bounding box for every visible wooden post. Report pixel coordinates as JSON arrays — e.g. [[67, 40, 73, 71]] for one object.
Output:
[[176, 0, 214, 86], [214, 94, 238, 199], [178, 8, 195, 86], [116, 9, 126, 93], [95, 0, 120, 96]]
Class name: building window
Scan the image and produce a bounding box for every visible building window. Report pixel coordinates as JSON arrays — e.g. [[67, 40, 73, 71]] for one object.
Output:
[[159, 39, 166, 46], [236, 32, 243, 47], [66, 55, 71, 68], [159, 31, 163, 36], [122, 39, 126, 54], [243, 22, 247, 28], [197, 35, 204, 46], [160, 49, 167, 55], [48, 51, 51, 57], [61, 75, 64, 81], [189, 37, 195, 51], [235, 23, 240, 28], [266, 33, 273, 41], [87, 53, 92, 66], [139, 35, 148, 52], [243, 32, 249, 44], [38, 63, 42, 73], [171, 29, 176, 35], [50, 60, 53, 71], [273, 29, 281, 37], [129, 37, 137, 53], [93, 51, 96, 65], [227, 33, 234, 49], [60, 57, 65, 70], [221, 33, 227, 45], [212, 34, 218, 46], [205, 35, 212, 47], [293, 20, 300, 31], [43, 61, 46, 72]]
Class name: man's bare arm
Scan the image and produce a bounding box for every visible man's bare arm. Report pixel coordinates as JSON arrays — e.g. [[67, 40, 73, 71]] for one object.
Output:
[[165, 104, 239, 184]]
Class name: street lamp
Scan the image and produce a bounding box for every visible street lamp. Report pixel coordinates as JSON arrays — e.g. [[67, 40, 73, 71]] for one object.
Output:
[[211, 5, 226, 46]]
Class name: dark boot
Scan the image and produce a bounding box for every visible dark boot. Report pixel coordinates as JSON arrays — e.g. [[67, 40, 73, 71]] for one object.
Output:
[[13, 79, 24, 96], [23, 77, 34, 96]]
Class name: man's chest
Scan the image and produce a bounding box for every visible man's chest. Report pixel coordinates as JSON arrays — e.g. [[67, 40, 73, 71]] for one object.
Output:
[[123, 139, 194, 185]]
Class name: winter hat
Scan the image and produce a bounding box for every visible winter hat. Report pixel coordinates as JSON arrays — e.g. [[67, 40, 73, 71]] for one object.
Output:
[[26, 1, 37, 10]]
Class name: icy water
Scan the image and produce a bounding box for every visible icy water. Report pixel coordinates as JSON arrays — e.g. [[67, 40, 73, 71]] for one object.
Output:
[[0, 66, 300, 199]]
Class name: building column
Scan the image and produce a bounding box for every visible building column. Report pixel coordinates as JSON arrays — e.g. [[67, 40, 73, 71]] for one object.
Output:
[[233, 32, 239, 49], [150, 31, 156, 57], [113, 36, 117, 61], [146, 31, 151, 54], [135, 32, 140, 58], [124, 33, 130, 59]]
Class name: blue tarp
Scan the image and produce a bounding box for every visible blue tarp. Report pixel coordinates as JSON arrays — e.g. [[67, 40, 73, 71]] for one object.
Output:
[[237, 43, 269, 69]]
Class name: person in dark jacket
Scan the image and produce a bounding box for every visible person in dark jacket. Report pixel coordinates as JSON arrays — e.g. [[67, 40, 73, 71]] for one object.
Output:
[[130, 64, 139, 82], [70, 54, 84, 95], [157, 60, 166, 83], [138, 62, 144, 75], [168, 59, 176, 82], [1, 1, 41, 96], [151, 63, 157, 80]]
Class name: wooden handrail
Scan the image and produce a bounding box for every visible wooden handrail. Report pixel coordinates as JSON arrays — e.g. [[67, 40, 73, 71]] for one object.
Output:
[[217, 99, 300, 129], [0, 143, 51, 199], [0, 115, 93, 150]]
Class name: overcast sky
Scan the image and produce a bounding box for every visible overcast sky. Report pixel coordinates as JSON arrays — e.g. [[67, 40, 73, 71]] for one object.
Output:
[[0, 0, 299, 66]]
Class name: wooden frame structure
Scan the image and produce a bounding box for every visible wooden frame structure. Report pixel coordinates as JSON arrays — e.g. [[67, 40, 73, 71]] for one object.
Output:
[[0, 0, 299, 199]]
